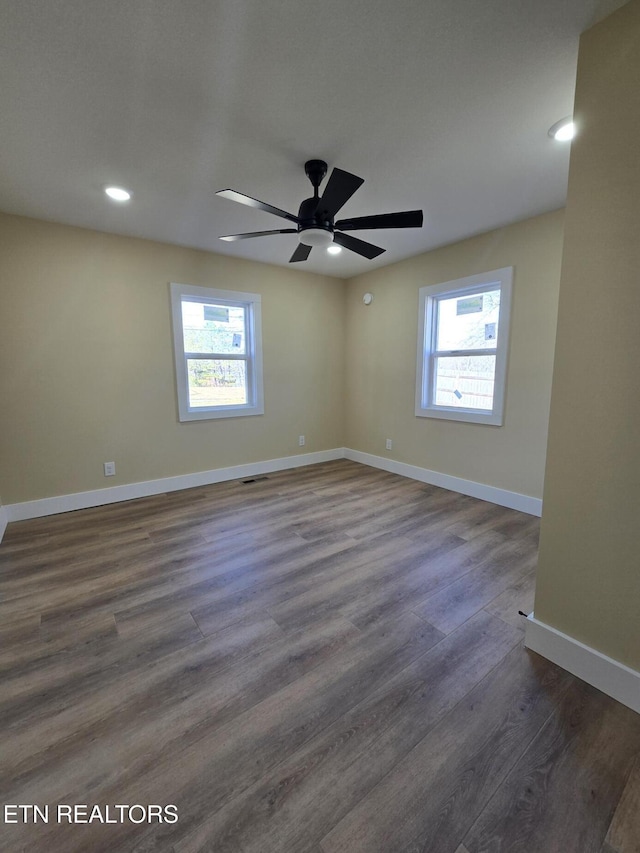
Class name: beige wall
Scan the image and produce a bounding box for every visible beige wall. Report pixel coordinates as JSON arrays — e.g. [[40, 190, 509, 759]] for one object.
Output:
[[0, 214, 345, 504], [534, 0, 640, 669], [0, 209, 564, 509], [344, 210, 564, 499]]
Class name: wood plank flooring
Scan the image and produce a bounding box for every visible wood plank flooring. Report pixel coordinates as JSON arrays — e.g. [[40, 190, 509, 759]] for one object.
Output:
[[1, 459, 638, 853]]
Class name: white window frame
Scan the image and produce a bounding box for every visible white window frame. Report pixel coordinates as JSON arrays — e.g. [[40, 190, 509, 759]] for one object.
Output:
[[170, 282, 264, 422], [415, 267, 513, 425]]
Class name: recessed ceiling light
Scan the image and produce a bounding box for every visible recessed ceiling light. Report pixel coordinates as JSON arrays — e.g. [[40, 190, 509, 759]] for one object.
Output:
[[104, 186, 132, 202], [327, 244, 342, 255], [548, 118, 575, 142]]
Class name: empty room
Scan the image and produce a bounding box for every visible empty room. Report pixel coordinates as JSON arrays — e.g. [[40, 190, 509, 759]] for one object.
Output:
[[1, 1, 639, 852]]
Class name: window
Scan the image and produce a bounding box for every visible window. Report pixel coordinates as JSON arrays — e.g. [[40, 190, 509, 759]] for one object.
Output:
[[415, 267, 512, 425], [170, 283, 264, 421]]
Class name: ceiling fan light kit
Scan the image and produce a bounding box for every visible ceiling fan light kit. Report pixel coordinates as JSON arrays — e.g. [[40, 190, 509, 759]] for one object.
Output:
[[299, 228, 333, 248], [216, 159, 423, 264]]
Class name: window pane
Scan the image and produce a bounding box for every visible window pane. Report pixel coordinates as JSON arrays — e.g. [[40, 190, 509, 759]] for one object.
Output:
[[187, 359, 247, 407], [436, 289, 500, 351], [182, 301, 246, 354], [433, 355, 496, 410]]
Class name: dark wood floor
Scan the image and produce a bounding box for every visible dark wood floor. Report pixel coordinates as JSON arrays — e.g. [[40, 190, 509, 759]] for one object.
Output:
[[1, 460, 638, 853]]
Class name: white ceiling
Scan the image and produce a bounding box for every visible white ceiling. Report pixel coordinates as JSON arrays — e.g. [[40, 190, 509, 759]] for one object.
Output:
[[0, 0, 626, 278]]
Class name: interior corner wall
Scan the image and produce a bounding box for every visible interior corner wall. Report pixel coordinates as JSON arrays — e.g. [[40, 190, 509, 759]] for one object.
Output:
[[533, 0, 640, 671], [344, 210, 564, 501], [0, 213, 345, 505], [0, 493, 6, 541]]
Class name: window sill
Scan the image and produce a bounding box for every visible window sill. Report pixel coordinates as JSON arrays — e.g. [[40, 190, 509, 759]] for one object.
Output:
[[179, 404, 264, 423], [415, 405, 503, 426]]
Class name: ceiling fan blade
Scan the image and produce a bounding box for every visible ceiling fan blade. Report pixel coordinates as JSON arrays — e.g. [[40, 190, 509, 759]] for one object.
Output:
[[315, 168, 364, 219], [289, 243, 312, 263], [216, 189, 299, 224], [219, 229, 297, 242], [335, 210, 423, 231], [333, 232, 385, 259]]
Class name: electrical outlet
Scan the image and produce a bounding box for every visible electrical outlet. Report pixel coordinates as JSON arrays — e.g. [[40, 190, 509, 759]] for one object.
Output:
[[103, 461, 116, 477], [385, 439, 393, 451], [298, 435, 305, 447]]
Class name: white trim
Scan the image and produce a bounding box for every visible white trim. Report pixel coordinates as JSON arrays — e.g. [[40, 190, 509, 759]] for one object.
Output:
[[0, 505, 8, 544], [525, 614, 640, 715], [2, 448, 542, 524], [343, 448, 542, 516], [415, 267, 513, 426], [170, 282, 264, 422], [4, 449, 344, 522]]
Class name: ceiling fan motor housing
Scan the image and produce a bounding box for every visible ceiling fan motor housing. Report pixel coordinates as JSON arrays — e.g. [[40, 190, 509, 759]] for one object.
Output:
[[297, 195, 333, 246]]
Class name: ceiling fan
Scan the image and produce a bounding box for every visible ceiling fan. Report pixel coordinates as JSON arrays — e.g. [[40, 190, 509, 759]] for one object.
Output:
[[217, 159, 423, 263]]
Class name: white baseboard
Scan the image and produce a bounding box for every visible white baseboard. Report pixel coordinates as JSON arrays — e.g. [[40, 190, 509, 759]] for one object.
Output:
[[525, 614, 640, 714], [2, 446, 541, 527], [0, 505, 7, 544], [4, 449, 345, 523], [343, 448, 542, 516]]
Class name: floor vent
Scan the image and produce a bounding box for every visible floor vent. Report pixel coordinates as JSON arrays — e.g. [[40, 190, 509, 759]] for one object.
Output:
[[241, 476, 269, 484]]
